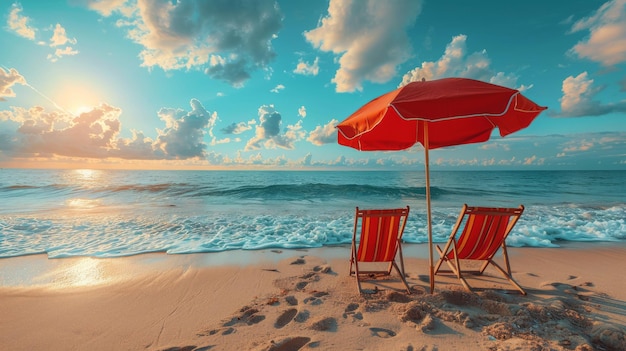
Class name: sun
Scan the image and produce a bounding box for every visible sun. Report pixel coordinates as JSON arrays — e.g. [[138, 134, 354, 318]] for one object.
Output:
[[73, 105, 94, 115], [56, 81, 102, 116]]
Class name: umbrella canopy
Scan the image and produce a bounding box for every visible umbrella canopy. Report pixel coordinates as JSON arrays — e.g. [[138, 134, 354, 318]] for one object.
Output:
[[337, 77, 547, 293]]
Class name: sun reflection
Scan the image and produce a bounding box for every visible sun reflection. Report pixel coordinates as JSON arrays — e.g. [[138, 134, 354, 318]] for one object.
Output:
[[74, 168, 100, 181], [67, 198, 101, 209], [62, 258, 106, 286], [38, 258, 111, 288], [65, 168, 108, 190]]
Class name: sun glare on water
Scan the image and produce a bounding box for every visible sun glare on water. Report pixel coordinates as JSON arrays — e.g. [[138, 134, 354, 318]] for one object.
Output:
[[65, 169, 106, 209]]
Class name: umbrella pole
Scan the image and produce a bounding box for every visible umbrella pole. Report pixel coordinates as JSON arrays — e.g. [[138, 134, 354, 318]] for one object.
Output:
[[424, 123, 434, 294]]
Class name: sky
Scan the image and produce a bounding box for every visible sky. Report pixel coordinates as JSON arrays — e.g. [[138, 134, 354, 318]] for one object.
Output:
[[0, 0, 625, 171]]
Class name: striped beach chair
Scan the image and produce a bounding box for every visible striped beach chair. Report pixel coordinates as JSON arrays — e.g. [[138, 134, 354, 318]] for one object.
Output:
[[350, 206, 411, 294], [434, 204, 526, 295]]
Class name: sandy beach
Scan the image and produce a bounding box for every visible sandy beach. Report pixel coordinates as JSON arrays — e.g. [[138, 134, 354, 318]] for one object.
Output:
[[1, 242, 625, 351]]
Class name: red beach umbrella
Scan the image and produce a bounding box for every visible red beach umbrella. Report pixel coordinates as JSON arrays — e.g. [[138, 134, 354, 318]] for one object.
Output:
[[337, 77, 547, 293]]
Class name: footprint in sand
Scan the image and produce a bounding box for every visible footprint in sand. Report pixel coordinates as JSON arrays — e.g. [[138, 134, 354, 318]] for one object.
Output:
[[221, 327, 235, 335], [285, 295, 298, 306], [267, 336, 311, 351], [311, 291, 329, 298], [370, 327, 396, 338], [310, 317, 337, 332], [294, 310, 310, 323], [313, 265, 333, 273], [223, 307, 265, 327], [159, 346, 197, 351], [247, 315, 265, 325], [290, 257, 306, 265], [206, 326, 236, 336], [300, 272, 316, 279], [345, 303, 359, 313], [343, 303, 363, 320], [275, 308, 298, 329]]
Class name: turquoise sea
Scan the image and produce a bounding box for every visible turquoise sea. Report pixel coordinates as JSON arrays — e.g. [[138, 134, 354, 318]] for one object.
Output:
[[1, 169, 624, 258]]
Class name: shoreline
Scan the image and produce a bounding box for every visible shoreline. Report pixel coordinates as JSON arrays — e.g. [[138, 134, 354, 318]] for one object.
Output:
[[1, 242, 625, 350]]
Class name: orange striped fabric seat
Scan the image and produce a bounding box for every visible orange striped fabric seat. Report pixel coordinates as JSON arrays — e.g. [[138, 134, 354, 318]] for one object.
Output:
[[451, 207, 516, 261], [435, 204, 526, 295], [356, 209, 404, 262], [350, 206, 411, 294]]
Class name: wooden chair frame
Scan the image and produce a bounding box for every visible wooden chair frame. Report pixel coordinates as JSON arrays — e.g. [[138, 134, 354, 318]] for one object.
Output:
[[350, 206, 411, 294], [434, 204, 526, 295]]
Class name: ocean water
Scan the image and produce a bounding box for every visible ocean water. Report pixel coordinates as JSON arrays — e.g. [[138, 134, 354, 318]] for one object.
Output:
[[0, 169, 624, 259]]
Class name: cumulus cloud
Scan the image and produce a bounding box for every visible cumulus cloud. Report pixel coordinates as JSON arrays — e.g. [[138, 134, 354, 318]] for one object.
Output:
[[569, 0, 626, 66], [49, 23, 77, 47], [304, 0, 422, 92], [154, 99, 215, 159], [307, 119, 338, 145], [221, 121, 253, 134], [0, 67, 27, 101], [298, 106, 306, 118], [47, 23, 79, 61], [244, 105, 304, 150], [399, 35, 523, 89], [7, 3, 36, 40], [7, 5, 78, 61], [91, 0, 282, 87], [8, 104, 122, 158], [245, 105, 282, 150], [0, 98, 216, 160], [558, 71, 626, 117], [293, 57, 319, 76]]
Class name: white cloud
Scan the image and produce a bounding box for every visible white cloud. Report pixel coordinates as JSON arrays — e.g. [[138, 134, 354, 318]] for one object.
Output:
[[270, 84, 285, 93], [245, 105, 305, 150], [92, 0, 283, 87], [7, 6, 78, 61], [154, 99, 215, 159], [221, 121, 253, 135], [47, 46, 80, 62], [49, 23, 77, 47], [0, 98, 219, 160], [570, 0, 626, 66], [86, 0, 135, 17], [293, 57, 319, 76], [558, 71, 626, 117], [305, 0, 422, 92], [298, 106, 306, 118], [301, 152, 313, 165], [245, 105, 283, 150], [7, 3, 36, 40], [307, 119, 338, 146], [9, 104, 122, 158], [399, 35, 522, 89], [0, 67, 27, 101]]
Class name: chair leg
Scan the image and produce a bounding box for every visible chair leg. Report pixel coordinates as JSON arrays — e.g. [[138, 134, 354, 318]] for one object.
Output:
[[488, 260, 526, 295], [434, 245, 449, 274], [352, 260, 363, 294], [435, 245, 474, 292], [392, 262, 411, 294]]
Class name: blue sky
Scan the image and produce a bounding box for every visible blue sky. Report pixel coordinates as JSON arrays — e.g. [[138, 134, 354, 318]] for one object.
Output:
[[0, 0, 625, 170]]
